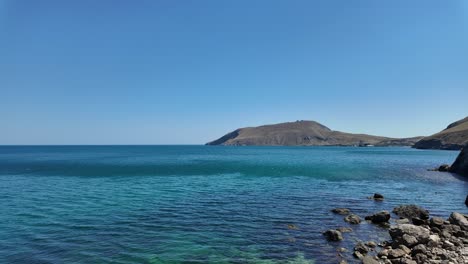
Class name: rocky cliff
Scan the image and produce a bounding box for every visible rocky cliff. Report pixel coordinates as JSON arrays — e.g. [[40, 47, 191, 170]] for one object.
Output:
[[413, 117, 468, 150], [206, 120, 423, 146]]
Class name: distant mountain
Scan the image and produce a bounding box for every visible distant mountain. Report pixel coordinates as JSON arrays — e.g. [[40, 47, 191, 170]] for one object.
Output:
[[206, 120, 423, 146], [413, 116, 468, 150]]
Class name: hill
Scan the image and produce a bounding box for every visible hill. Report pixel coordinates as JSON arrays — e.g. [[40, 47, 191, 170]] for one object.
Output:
[[206, 120, 423, 146], [413, 116, 468, 150]]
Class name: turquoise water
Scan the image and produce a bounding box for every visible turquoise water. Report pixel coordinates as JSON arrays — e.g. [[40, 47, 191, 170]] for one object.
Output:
[[0, 146, 466, 263]]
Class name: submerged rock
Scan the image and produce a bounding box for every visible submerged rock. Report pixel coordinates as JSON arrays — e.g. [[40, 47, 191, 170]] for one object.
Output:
[[373, 193, 384, 201], [393, 204, 429, 220], [332, 208, 351, 215], [337, 227, 353, 233], [344, 214, 362, 224], [323, 229, 343, 241]]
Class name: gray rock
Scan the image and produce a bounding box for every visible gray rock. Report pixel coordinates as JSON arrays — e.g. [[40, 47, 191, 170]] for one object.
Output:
[[412, 244, 427, 255], [430, 217, 445, 227], [387, 248, 407, 259], [465, 195, 468, 207], [393, 205, 430, 220], [332, 208, 351, 215], [448, 212, 468, 231], [345, 214, 362, 224], [361, 256, 379, 264], [366, 241, 377, 248], [323, 229, 343, 241], [389, 224, 430, 246]]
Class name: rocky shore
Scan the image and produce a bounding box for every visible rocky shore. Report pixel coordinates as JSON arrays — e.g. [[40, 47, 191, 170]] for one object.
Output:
[[324, 194, 468, 264]]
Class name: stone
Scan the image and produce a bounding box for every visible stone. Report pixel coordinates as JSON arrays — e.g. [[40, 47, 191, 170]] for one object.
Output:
[[412, 244, 427, 255], [373, 193, 384, 200], [411, 217, 426, 226], [465, 195, 468, 207], [332, 208, 351, 215], [354, 251, 364, 259], [366, 241, 377, 248], [387, 248, 407, 259], [354, 241, 369, 254], [361, 256, 380, 264], [430, 217, 445, 227], [448, 212, 468, 231], [437, 164, 451, 172], [366, 211, 391, 223], [345, 214, 362, 224], [389, 224, 430, 246], [393, 205, 430, 220], [399, 245, 411, 255], [323, 229, 343, 241]]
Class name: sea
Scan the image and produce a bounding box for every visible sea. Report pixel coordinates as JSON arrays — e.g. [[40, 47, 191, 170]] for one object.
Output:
[[0, 145, 466, 264]]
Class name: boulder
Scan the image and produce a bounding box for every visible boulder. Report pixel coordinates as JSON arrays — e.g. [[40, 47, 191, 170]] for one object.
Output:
[[448, 212, 468, 231], [465, 195, 468, 207], [323, 229, 343, 241], [449, 144, 468, 176], [365, 211, 391, 223], [344, 214, 362, 224], [393, 205, 429, 220], [332, 208, 351, 215], [389, 224, 430, 247]]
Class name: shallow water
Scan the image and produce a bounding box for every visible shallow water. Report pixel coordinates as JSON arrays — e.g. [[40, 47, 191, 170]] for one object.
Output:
[[0, 146, 466, 263]]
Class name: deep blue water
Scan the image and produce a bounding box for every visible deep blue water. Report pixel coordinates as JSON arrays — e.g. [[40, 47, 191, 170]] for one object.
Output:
[[0, 146, 466, 264]]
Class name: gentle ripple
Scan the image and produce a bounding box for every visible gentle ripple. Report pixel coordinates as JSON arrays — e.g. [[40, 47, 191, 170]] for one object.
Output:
[[0, 146, 467, 263]]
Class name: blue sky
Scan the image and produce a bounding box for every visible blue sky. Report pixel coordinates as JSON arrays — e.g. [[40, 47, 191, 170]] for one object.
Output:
[[1, 0, 467, 144]]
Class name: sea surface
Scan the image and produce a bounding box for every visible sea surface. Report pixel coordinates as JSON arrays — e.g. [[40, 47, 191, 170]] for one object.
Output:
[[0, 146, 467, 264]]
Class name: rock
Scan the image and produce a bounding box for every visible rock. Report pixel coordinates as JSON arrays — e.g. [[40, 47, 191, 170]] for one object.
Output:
[[465, 195, 468, 207], [332, 208, 351, 215], [339, 260, 348, 264], [448, 212, 468, 231], [430, 217, 445, 227], [437, 164, 451, 172], [353, 251, 364, 259], [449, 143, 468, 176], [361, 256, 379, 264], [411, 217, 427, 226], [337, 227, 353, 233], [323, 229, 343, 241], [428, 234, 441, 247], [366, 241, 377, 248], [387, 248, 407, 259], [345, 214, 362, 224], [373, 193, 384, 201], [393, 205, 430, 220], [412, 244, 427, 255], [366, 211, 391, 223], [338, 247, 347, 252], [399, 259, 417, 264], [354, 241, 369, 254], [389, 224, 430, 246], [399, 245, 411, 255]]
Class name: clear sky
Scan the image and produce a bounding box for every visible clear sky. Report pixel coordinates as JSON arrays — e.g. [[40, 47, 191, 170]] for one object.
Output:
[[1, 0, 467, 144]]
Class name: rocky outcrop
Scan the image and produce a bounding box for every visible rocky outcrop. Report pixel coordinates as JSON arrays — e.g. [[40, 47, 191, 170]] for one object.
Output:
[[449, 144, 468, 176], [206, 120, 423, 146], [393, 205, 429, 221], [413, 116, 468, 150]]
